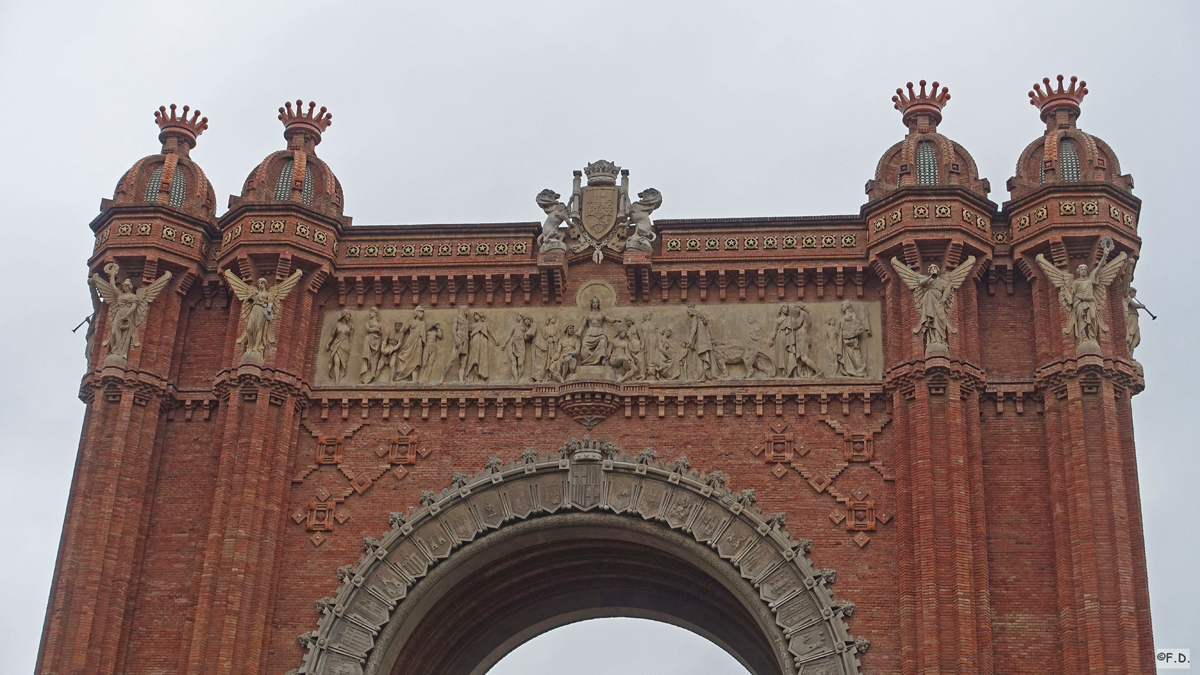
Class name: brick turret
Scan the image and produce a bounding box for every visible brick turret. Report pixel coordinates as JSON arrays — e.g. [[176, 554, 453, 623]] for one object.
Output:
[[1006, 76, 1152, 675], [39, 105, 214, 675], [865, 81, 996, 673]]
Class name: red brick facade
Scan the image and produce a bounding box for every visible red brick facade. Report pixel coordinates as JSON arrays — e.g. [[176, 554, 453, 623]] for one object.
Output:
[[38, 79, 1154, 674]]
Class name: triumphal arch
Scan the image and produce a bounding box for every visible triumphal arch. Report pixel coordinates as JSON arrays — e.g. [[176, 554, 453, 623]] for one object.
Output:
[[39, 77, 1156, 674]]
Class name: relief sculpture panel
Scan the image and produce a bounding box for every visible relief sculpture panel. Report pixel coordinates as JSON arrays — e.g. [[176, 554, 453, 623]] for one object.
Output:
[[313, 289, 882, 386]]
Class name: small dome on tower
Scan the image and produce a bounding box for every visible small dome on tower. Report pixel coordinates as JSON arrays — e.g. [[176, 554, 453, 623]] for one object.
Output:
[[232, 100, 347, 221], [109, 104, 217, 223], [865, 80, 989, 202], [1007, 75, 1132, 199]]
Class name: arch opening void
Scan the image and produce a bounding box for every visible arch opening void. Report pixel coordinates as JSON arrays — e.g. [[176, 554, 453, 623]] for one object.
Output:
[[376, 514, 788, 675], [487, 617, 752, 675]]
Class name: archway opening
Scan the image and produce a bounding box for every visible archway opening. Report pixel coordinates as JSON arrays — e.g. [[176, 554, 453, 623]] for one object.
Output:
[[377, 513, 786, 675], [487, 617, 752, 675]]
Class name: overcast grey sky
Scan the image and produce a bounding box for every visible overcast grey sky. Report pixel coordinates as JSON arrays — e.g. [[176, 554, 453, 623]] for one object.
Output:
[[1, 1, 1196, 673]]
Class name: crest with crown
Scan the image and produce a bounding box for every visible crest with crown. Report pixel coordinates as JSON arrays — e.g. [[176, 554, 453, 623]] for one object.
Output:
[[536, 158, 662, 264], [583, 160, 622, 186]]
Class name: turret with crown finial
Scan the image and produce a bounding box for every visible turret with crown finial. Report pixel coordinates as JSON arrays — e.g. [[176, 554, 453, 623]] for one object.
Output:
[[892, 80, 951, 133], [101, 103, 217, 221], [1006, 75, 1133, 198], [1029, 75, 1088, 124], [279, 100, 332, 151], [229, 100, 348, 223], [865, 79, 989, 202], [154, 104, 208, 157]]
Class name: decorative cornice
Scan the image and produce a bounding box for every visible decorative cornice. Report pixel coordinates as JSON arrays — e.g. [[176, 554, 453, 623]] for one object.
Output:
[[1000, 180, 1143, 216], [861, 184, 999, 218], [1034, 353, 1144, 396]]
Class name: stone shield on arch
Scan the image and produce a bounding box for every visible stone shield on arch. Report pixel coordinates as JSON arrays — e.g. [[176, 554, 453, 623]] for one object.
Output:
[[580, 185, 619, 241]]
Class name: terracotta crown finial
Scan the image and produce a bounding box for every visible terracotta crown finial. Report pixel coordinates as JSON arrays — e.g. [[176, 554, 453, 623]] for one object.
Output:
[[1029, 75, 1088, 121], [154, 104, 208, 147], [892, 80, 951, 128], [279, 100, 332, 143]]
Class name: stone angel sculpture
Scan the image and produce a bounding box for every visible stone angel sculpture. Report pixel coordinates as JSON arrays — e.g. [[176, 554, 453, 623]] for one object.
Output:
[[890, 256, 977, 355], [1036, 238, 1127, 354], [624, 188, 663, 252], [224, 268, 305, 363], [91, 262, 173, 366], [535, 189, 570, 253]]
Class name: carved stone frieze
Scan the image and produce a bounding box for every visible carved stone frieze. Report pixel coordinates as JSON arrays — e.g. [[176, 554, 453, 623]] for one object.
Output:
[[314, 295, 883, 387], [294, 441, 866, 675]]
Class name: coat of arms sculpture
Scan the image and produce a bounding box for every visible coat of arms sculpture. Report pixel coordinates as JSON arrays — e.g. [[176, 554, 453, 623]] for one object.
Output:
[[537, 160, 662, 263]]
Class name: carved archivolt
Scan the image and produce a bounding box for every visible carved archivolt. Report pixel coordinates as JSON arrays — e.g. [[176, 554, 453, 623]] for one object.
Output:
[[296, 438, 866, 675]]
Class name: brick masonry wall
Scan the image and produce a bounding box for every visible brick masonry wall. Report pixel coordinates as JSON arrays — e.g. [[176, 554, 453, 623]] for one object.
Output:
[[43, 147, 1153, 674]]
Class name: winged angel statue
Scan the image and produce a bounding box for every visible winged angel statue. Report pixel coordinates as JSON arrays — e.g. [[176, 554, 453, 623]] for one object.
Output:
[[1036, 238, 1126, 353], [890, 256, 977, 355], [91, 262, 173, 366], [224, 269, 304, 363]]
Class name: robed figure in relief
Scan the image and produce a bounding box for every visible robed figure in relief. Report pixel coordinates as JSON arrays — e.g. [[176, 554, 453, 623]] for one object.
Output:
[[92, 262, 173, 366], [388, 307, 429, 382], [1036, 243, 1127, 351], [465, 311, 500, 381], [579, 297, 617, 366], [531, 315, 561, 382], [832, 301, 870, 378], [359, 307, 385, 383], [224, 268, 304, 363], [890, 256, 976, 354]]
